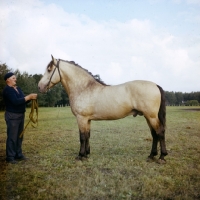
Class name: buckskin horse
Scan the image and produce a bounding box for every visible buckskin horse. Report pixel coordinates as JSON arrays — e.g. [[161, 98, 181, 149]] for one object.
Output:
[[38, 55, 168, 163]]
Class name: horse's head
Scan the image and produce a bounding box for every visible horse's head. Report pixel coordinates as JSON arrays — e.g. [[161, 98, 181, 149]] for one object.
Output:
[[38, 55, 61, 93]]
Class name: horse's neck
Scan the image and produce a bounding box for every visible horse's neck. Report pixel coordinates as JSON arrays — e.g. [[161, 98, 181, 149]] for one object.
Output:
[[60, 63, 97, 95]]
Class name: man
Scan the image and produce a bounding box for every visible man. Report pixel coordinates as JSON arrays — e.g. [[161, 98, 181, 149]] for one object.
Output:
[[3, 72, 37, 164]]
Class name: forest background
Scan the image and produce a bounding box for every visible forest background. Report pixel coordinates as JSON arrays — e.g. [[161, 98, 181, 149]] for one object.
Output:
[[0, 63, 199, 110]]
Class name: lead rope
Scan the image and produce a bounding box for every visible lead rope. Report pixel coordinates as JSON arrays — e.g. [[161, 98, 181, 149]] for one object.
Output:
[[20, 99, 38, 138]]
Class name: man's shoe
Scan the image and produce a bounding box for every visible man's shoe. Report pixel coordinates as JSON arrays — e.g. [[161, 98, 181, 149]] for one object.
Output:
[[6, 159, 17, 164], [15, 156, 28, 161]]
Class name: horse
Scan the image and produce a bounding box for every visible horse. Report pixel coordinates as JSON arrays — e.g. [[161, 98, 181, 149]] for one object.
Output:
[[38, 55, 168, 164]]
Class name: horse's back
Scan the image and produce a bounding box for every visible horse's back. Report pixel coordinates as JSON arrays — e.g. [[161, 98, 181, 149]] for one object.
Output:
[[105, 80, 160, 105]]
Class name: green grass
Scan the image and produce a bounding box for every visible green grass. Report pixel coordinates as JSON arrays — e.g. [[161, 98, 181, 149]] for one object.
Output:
[[0, 106, 200, 200]]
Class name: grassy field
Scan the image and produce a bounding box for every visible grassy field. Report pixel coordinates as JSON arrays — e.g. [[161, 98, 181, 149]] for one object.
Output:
[[0, 106, 200, 200]]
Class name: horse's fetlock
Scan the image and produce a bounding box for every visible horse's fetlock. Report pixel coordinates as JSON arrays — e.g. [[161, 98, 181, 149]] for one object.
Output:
[[86, 147, 90, 155], [151, 151, 158, 156], [79, 151, 86, 157], [161, 151, 168, 156]]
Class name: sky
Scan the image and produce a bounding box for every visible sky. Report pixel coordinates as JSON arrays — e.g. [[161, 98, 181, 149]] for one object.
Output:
[[0, 0, 200, 92]]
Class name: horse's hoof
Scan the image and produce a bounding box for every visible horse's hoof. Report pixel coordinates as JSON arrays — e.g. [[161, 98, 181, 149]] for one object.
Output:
[[147, 157, 156, 162], [157, 159, 166, 164], [75, 155, 88, 161], [81, 156, 88, 161], [75, 156, 82, 161]]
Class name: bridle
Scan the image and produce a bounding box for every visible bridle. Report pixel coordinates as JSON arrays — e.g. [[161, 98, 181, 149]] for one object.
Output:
[[47, 59, 62, 89]]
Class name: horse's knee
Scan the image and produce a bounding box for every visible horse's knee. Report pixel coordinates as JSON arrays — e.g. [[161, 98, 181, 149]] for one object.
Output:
[[79, 131, 90, 142]]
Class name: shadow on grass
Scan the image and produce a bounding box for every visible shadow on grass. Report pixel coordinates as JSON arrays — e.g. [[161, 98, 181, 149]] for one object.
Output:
[[181, 108, 200, 111]]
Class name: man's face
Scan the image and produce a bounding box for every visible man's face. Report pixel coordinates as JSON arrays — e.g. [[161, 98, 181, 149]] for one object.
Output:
[[7, 75, 17, 87]]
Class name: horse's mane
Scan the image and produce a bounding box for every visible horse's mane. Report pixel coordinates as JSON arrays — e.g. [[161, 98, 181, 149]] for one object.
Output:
[[61, 59, 108, 86]]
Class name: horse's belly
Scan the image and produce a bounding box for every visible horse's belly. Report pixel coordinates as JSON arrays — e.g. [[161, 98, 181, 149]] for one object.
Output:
[[91, 104, 133, 120]]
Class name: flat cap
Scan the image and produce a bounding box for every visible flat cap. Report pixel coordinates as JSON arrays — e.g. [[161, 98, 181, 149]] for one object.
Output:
[[4, 72, 14, 81]]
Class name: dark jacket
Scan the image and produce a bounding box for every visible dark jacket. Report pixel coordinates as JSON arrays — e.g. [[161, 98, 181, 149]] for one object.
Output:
[[3, 85, 28, 113]]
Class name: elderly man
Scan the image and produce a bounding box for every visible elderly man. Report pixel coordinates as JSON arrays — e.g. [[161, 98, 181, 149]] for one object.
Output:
[[3, 72, 37, 164]]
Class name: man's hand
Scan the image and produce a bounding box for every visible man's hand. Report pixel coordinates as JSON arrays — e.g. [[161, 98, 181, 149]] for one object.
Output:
[[25, 93, 38, 101]]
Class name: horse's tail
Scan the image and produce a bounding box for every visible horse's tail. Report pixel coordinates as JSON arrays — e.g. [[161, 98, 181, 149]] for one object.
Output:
[[157, 85, 166, 128]]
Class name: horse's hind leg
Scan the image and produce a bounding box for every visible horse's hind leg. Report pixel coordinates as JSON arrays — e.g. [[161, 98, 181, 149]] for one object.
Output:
[[147, 128, 158, 161], [157, 126, 168, 163], [146, 117, 168, 163], [145, 119, 158, 161]]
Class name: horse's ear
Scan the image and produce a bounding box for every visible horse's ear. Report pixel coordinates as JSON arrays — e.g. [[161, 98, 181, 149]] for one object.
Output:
[[51, 55, 56, 64], [51, 55, 55, 63]]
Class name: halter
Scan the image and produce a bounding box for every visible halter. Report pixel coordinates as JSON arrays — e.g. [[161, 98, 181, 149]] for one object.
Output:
[[47, 59, 62, 89]]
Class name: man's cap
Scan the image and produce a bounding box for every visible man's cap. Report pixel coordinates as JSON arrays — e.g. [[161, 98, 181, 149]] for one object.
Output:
[[4, 72, 14, 81]]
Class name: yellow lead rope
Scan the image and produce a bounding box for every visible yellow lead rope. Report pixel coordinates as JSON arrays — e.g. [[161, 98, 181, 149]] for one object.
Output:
[[20, 99, 38, 138]]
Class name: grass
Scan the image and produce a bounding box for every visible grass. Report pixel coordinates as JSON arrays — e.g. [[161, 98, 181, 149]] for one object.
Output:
[[0, 106, 200, 200]]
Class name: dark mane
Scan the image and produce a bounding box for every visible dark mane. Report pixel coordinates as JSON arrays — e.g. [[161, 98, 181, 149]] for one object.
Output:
[[61, 59, 108, 86], [47, 60, 53, 68]]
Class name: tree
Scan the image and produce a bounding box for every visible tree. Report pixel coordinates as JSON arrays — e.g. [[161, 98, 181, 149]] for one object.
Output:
[[165, 91, 177, 106], [175, 92, 183, 105], [55, 86, 69, 107], [32, 74, 42, 84], [42, 83, 62, 107], [185, 100, 199, 106], [0, 63, 13, 110], [15, 71, 38, 95]]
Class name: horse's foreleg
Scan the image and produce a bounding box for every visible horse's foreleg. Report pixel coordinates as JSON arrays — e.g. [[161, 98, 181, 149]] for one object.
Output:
[[85, 131, 90, 155], [78, 130, 90, 158], [79, 130, 86, 157], [77, 118, 91, 160]]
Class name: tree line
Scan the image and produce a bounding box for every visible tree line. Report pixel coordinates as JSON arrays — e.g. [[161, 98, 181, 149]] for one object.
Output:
[[0, 63, 199, 110], [165, 91, 200, 106]]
